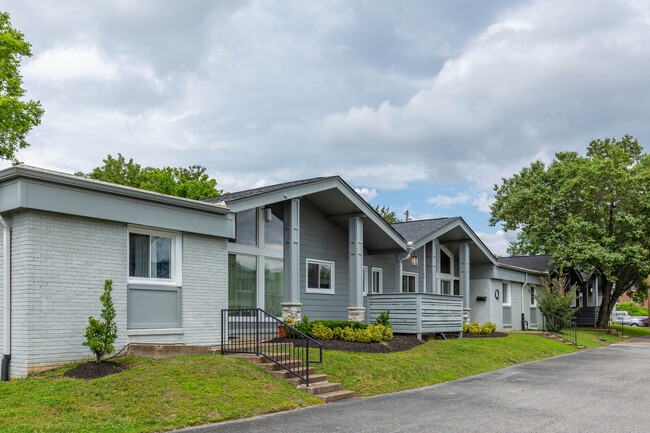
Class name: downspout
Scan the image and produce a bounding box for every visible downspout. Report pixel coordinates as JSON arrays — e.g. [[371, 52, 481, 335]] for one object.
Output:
[[1, 216, 10, 381]]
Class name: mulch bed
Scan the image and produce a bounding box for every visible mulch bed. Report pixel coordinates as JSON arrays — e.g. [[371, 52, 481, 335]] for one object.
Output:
[[462, 332, 508, 338], [63, 360, 131, 380], [276, 334, 424, 353]]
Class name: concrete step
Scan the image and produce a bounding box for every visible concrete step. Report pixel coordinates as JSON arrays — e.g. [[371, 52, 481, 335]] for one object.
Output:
[[285, 374, 328, 387], [270, 367, 315, 380], [317, 390, 356, 403], [259, 361, 304, 372], [297, 381, 342, 395]]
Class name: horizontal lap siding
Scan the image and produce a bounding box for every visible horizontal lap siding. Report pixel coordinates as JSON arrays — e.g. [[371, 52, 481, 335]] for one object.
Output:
[[300, 199, 349, 320], [368, 294, 463, 334], [420, 296, 463, 332]]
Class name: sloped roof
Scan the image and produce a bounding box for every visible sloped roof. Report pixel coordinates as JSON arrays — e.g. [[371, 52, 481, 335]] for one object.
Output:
[[498, 255, 553, 273], [391, 217, 459, 243], [203, 176, 337, 204]]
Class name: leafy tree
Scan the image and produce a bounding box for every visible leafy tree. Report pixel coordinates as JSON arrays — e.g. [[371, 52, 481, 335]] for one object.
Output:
[[374, 205, 402, 224], [0, 12, 44, 162], [83, 280, 118, 363], [534, 274, 580, 330], [490, 135, 650, 328], [77, 154, 225, 199]]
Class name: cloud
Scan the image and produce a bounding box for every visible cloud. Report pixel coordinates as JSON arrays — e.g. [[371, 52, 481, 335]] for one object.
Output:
[[426, 192, 469, 207], [354, 187, 378, 201], [23, 46, 118, 82], [472, 193, 495, 213], [476, 229, 519, 256]]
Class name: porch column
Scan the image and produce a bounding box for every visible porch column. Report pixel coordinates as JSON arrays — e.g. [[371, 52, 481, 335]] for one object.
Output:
[[426, 241, 436, 294], [395, 252, 403, 293], [348, 216, 365, 322], [282, 199, 301, 321], [459, 241, 471, 324]]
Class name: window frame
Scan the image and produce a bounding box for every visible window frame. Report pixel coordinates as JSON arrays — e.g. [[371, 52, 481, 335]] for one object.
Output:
[[362, 266, 369, 296], [305, 258, 336, 295], [371, 267, 383, 294], [402, 271, 419, 293], [530, 286, 537, 307], [440, 279, 453, 295], [127, 225, 182, 287], [502, 282, 511, 306]]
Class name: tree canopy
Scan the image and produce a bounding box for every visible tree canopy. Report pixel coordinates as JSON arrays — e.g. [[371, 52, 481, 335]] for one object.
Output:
[[374, 205, 402, 224], [490, 135, 650, 327], [77, 154, 225, 200], [0, 12, 44, 162]]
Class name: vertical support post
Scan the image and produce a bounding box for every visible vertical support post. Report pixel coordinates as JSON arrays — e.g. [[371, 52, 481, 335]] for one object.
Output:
[[257, 208, 265, 310], [395, 252, 403, 293], [348, 216, 365, 322], [426, 241, 436, 294], [459, 242, 471, 324], [282, 199, 301, 321]]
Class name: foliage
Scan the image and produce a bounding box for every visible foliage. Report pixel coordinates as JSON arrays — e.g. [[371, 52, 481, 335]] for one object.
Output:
[[293, 315, 311, 335], [0, 355, 319, 433], [309, 320, 368, 332], [372, 310, 391, 328], [0, 12, 44, 162], [631, 287, 648, 305], [82, 280, 118, 363], [615, 302, 648, 317], [76, 153, 225, 200], [374, 205, 402, 224], [462, 322, 497, 334], [489, 135, 650, 327], [310, 323, 334, 340], [534, 275, 580, 326], [315, 324, 392, 342]]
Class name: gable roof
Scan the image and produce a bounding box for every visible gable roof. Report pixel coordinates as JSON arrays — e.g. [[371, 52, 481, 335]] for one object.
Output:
[[498, 255, 553, 273], [203, 176, 336, 204], [391, 217, 459, 243]]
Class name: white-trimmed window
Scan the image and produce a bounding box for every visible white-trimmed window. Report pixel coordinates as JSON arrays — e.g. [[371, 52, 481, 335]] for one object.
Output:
[[402, 272, 418, 293], [128, 226, 182, 286], [440, 280, 452, 295], [371, 267, 383, 294], [306, 259, 335, 294], [362, 266, 369, 296], [502, 282, 511, 306], [530, 286, 537, 307]]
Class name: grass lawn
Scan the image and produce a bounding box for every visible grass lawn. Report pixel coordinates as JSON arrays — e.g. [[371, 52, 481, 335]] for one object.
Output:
[[0, 355, 321, 433], [575, 330, 624, 348], [608, 324, 650, 339], [314, 333, 579, 396]]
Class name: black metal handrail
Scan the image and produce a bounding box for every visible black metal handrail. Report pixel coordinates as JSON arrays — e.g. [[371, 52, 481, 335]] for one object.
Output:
[[540, 309, 578, 347], [220, 308, 322, 386], [608, 317, 624, 338]]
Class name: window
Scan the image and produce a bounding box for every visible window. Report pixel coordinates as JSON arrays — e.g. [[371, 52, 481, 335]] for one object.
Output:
[[264, 259, 284, 316], [502, 282, 511, 306], [128, 227, 181, 285], [362, 266, 369, 296], [402, 272, 418, 293], [228, 254, 257, 309], [306, 259, 335, 294], [440, 249, 451, 274], [372, 268, 383, 294], [440, 280, 452, 295], [232, 209, 257, 246], [264, 204, 284, 251], [530, 287, 537, 306]]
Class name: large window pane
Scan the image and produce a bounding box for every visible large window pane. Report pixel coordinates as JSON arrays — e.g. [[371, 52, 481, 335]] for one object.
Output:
[[234, 209, 257, 246], [264, 259, 284, 316], [151, 236, 171, 279], [129, 233, 149, 277], [440, 250, 451, 274], [308, 262, 319, 288], [319, 264, 331, 289], [264, 205, 284, 251], [228, 254, 257, 309]]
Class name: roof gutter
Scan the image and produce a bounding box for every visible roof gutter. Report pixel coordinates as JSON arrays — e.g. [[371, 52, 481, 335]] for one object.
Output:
[[1, 215, 10, 381]]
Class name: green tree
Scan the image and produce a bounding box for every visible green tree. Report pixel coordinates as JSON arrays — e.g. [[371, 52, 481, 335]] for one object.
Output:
[[83, 280, 118, 363], [77, 154, 225, 199], [534, 274, 580, 330], [490, 135, 650, 328], [374, 205, 402, 224], [0, 12, 44, 162]]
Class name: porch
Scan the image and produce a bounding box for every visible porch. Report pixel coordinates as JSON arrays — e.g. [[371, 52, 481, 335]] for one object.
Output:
[[367, 292, 464, 339]]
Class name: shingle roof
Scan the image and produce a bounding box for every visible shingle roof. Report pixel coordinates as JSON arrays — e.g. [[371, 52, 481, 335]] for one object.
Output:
[[391, 217, 459, 243], [498, 255, 553, 273], [203, 176, 338, 204]]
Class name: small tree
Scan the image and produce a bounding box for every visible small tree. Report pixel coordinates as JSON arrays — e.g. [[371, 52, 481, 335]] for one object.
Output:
[[83, 280, 118, 362], [534, 274, 580, 330]]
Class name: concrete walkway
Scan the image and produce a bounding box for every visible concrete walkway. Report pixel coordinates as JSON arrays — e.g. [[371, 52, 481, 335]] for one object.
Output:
[[179, 343, 650, 433]]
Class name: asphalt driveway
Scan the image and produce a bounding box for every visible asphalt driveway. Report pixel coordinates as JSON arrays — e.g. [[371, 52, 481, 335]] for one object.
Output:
[[179, 342, 650, 433]]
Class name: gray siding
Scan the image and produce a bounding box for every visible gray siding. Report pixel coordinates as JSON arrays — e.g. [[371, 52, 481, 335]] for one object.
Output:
[[299, 199, 350, 320], [6, 210, 228, 378]]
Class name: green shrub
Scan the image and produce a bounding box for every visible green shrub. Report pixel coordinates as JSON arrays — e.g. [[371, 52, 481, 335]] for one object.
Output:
[[294, 315, 311, 335], [382, 326, 394, 341], [481, 322, 497, 334], [339, 326, 356, 342], [463, 321, 497, 335], [535, 274, 580, 329], [372, 310, 391, 329], [82, 280, 118, 363], [310, 323, 334, 340], [311, 320, 368, 331], [616, 302, 648, 317]]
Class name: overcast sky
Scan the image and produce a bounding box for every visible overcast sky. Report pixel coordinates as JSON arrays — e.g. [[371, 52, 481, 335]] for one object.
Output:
[[4, 0, 650, 254]]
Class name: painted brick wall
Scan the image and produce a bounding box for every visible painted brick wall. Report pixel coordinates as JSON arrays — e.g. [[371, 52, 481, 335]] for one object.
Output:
[[6, 210, 228, 378]]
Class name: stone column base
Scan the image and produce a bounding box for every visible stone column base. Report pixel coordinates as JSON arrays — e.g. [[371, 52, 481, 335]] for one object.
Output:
[[463, 308, 471, 324], [347, 306, 366, 322], [282, 302, 302, 321]]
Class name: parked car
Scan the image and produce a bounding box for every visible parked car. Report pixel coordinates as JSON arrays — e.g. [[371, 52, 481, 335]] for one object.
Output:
[[611, 311, 647, 327]]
